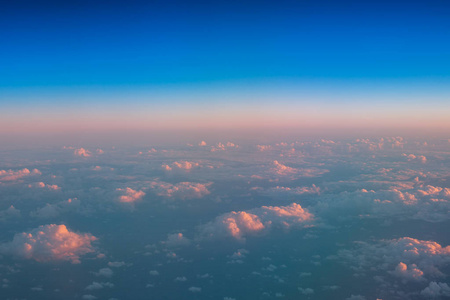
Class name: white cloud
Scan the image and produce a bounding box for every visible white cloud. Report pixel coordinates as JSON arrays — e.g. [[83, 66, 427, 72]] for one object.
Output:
[[270, 161, 328, 179], [164, 233, 191, 247], [0, 224, 97, 263], [298, 287, 314, 295], [188, 286, 202, 292], [421, 282, 450, 298], [211, 142, 238, 152], [108, 261, 126, 267], [338, 237, 450, 280], [150, 181, 211, 200], [0, 168, 41, 182], [199, 203, 313, 240], [74, 148, 92, 157], [390, 262, 424, 281], [0, 205, 20, 221], [162, 161, 200, 171], [28, 182, 61, 191], [85, 281, 114, 290], [402, 153, 427, 163], [117, 187, 146, 203], [95, 268, 113, 277]]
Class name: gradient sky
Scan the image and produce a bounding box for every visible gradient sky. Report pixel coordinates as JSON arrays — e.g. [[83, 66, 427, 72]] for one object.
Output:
[[1, 0, 450, 139]]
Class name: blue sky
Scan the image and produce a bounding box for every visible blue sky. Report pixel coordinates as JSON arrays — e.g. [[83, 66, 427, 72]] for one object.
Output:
[[1, 0, 449, 88], [0, 0, 449, 137]]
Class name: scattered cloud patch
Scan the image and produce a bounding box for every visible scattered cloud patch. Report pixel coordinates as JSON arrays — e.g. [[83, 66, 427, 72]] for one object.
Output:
[[0, 168, 41, 182], [0, 224, 96, 263], [200, 203, 313, 240]]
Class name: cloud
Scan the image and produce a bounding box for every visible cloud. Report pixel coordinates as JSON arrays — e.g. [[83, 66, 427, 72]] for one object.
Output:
[[257, 145, 272, 151], [188, 286, 202, 292], [0, 205, 20, 221], [421, 282, 450, 298], [256, 184, 320, 197], [402, 153, 427, 163], [162, 161, 200, 171], [164, 233, 191, 247], [74, 148, 92, 157], [338, 237, 450, 280], [95, 268, 113, 277], [29, 182, 60, 190], [298, 287, 314, 295], [390, 262, 424, 281], [108, 261, 126, 267], [270, 161, 328, 178], [85, 281, 114, 290], [0, 224, 97, 263], [0, 168, 41, 182], [211, 142, 239, 152], [117, 187, 146, 203], [198, 141, 207, 146], [199, 203, 313, 240], [150, 181, 211, 200], [312, 184, 450, 222], [30, 198, 81, 219]]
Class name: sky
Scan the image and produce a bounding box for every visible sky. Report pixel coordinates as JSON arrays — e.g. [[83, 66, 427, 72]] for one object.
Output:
[[1, 0, 450, 142]]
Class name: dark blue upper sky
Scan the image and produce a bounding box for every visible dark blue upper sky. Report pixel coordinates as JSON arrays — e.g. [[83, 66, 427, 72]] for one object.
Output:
[[1, 0, 449, 88]]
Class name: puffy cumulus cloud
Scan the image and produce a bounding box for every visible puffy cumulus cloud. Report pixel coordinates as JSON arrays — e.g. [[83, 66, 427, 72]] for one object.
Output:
[[257, 145, 272, 151], [0, 205, 20, 221], [30, 198, 81, 219], [402, 153, 427, 163], [164, 233, 191, 247], [298, 287, 314, 295], [255, 184, 320, 197], [74, 148, 92, 157], [150, 181, 211, 200], [270, 161, 328, 179], [421, 282, 450, 298], [108, 261, 126, 267], [95, 268, 113, 277], [338, 237, 450, 281], [29, 182, 60, 190], [390, 262, 424, 282], [85, 281, 114, 290], [417, 185, 450, 197], [199, 203, 313, 240], [0, 168, 41, 182], [198, 141, 207, 146], [210, 142, 239, 152], [117, 187, 146, 203], [0, 224, 97, 263], [162, 161, 200, 171], [188, 286, 202, 293], [313, 184, 450, 222]]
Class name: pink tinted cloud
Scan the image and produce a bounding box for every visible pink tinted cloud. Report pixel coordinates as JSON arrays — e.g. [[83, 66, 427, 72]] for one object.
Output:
[[0, 168, 41, 182], [74, 148, 92, 157], [0, 224, 97, 263], [162, 161, 200, 171], [29, 182, 61, 190], [117, 187, 146, 203], [200, 203, 313, 240], [150, 181, 211, 200]]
